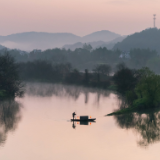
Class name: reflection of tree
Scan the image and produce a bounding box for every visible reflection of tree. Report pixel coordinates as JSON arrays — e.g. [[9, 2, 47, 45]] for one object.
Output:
[[114, 102, 160, 147], [0, 100, 22, 146], [84, 91, 89, 104], [135, 112, 160, 147], [26, 83, 111, 104]]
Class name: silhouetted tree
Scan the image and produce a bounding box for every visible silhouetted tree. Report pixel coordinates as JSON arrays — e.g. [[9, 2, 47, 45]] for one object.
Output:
[[65, 69, 82, 84], [116, 62, 126, 71], [83, 43, 92, 52], [0, 53, 24, 98], [113, 67, 138, 94], [84, 69, 89, 85], [93, 64, 111, 83]]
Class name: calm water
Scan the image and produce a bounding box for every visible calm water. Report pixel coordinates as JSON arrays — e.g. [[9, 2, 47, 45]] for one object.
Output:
[[0, 83, 159, 160]]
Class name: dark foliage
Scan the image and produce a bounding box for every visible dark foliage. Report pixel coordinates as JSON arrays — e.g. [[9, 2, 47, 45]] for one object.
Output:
[[1, 45, 160, 73], [65, 69, 82, 84], [18, 61, 112, 89], [93, 64, 111, 76], [0, 53, 24, 98], [0, 47, 121, 70], [113, 67, 139, 93], [18, 61, 72, 82]]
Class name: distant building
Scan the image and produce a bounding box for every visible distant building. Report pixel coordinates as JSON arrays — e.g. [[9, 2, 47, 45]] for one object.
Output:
[[19, 51, 28, 55], [119, 51, 131, 59], [33, 49, 42, 53]]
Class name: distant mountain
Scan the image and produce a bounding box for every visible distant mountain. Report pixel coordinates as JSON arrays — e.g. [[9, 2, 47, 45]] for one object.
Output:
[[82, 30, 121, 43], [95, 36, 127, 49], [63, 36, 126, 51], [0, 30, 121, 51], [0, 32, 81, 51], [113, 28, 160, 53], [109, 36, 127, 44]]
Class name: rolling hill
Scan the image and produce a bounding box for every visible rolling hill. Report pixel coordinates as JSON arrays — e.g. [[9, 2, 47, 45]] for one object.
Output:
[[63, 36, 126, 51], [82, 30, 121, 42], [0, 30, 121, 51], [113, 28, 160, 53]]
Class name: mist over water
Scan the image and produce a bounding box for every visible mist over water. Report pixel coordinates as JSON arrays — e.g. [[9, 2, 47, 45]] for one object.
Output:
[[25, 83, 112, 101]]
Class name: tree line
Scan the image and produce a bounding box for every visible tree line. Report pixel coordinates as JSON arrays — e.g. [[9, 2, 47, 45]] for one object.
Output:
[[1, 47, 160, 73], [18, 60, 112, 89], [1, 47, 160, 100]]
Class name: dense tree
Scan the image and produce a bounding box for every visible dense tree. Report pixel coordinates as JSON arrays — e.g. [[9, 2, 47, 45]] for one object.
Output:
[[93, 64, 111, 83], [134, 68, 160, 108], [1, 46, 160, 73], [113, 67, 138, 93], [18, 61, 72, 82], [83, 43, 92, 52], [93, 64, 111, 76], [0, 53, 24, 98], [65, 69, 82, 84]]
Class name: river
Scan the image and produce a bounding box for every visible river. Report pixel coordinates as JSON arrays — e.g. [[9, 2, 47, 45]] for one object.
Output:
[[0, 83, 159, 160]]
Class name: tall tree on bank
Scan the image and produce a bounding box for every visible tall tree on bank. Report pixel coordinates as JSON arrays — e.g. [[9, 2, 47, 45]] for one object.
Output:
[[0, 53, 24, 98]]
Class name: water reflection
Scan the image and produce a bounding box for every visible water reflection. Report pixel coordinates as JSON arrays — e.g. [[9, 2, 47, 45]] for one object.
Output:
[[114, 97, 160, 147], [72, 121, 95, 129], [0, 100, 22, 146], [72, 121, 76, 129], [25, 83, 111, 104]]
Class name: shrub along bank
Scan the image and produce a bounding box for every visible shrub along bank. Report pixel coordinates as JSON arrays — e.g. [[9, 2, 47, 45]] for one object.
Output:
[[107, 67, 160, 115]]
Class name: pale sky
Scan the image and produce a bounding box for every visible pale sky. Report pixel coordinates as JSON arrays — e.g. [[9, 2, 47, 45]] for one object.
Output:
[[0, 0, 160, 36]]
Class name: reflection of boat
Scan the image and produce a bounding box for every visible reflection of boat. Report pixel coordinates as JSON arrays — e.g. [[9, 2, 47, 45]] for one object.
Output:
[[71, 116, 96, 122]]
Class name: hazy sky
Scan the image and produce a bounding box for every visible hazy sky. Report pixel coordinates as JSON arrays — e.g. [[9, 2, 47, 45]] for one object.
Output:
[[0, 0, 160, 36]]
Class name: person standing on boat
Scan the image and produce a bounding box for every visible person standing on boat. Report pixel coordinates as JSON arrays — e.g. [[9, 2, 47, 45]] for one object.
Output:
[[72, 112, 76, 120]]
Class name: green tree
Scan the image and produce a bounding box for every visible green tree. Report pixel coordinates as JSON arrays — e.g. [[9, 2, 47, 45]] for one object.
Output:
[[134, 68, 160, 108]]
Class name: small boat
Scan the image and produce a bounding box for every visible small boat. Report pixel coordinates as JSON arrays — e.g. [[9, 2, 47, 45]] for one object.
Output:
[[71, 115, 96, 122], [71, 118, 96, 122]]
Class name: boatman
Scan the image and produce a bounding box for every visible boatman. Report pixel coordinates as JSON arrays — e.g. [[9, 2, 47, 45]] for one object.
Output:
[[72, 112, 76, 120]]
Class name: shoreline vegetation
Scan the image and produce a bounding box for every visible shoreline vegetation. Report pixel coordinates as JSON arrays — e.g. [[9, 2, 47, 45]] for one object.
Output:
[[17, 57, 160, 116], [107, 66, 160, 116], [0, 53, 24, 99], [1, 48, 160, 115], [18, 61, 114, 89]]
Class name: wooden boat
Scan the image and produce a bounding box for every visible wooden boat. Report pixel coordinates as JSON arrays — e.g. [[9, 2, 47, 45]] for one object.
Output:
[[71, 116, 96, 122], [71, 118, 96, 122]]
